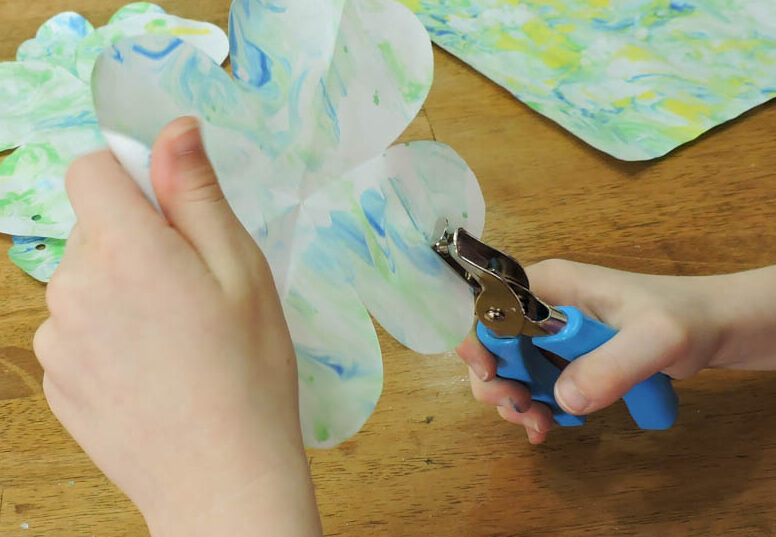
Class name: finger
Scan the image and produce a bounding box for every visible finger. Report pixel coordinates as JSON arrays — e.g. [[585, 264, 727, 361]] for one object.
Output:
[[466, 367, 556, 443], [468, 368, 533, 412], [66, 150, 160, 234], [524, 259, 585, 308], [496, 405, 555, 444], [554, 312, 686, 415], [457, 330, 497, 381], [525, 259, 626, 321], [149, 117, 262, 284]]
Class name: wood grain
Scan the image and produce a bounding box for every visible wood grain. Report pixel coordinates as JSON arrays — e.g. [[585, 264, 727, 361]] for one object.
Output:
[[1, 1, 775, 535]]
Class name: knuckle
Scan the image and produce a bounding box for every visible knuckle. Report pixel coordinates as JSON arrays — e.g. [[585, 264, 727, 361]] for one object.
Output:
[[46, 272, 92, 331], [469, 376, 488, 403], [41, 376, 66, 417], [496, 405, 523, 426], [642, 309, 692, 361], [45, 272, 72, 317], [229, 253, 278, 305], [534, 258, 577, 279], [33, 321, 56, 366], [512, 390, 533, 413]]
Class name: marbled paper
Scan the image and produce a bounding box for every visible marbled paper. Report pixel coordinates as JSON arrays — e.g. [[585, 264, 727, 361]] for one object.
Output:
[[400, 0, 776, 160]]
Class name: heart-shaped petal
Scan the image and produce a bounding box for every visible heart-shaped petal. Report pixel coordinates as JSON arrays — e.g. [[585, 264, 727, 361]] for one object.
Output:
[[308, 141, 485, 354], [279, 217, 383, 448], [93, 35, 292, 236], [229, 0, 434, 177], [0, 126, 104, 238], [17, 12, 95, 74], [8, 236, 65, 282], [109, 2, 167, 24], [76, 12, 229, 81], [0, 62, 95, 152]]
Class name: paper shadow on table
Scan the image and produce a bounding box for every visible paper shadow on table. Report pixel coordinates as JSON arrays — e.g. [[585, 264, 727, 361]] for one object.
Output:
[[436, 51, 776, 180], [521, 370, 776, 524], [598, 98, 776, 179]]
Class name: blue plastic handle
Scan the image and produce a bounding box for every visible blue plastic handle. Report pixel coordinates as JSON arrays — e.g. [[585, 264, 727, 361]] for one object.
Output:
[[477, 306, 678, 430]]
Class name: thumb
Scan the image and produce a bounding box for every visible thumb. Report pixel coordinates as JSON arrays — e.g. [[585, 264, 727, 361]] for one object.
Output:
[[553, 313, 684, 415], [150, 117, 260, 284]]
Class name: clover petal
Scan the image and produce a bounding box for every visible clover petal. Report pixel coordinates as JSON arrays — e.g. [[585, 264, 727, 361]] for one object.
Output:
[[0, 62, 94, 152], [17, 12, 95, 74], [109, 2, 167, 24], [92, 36, 296, 237], [280, 221, 383, 448], [0, 126, 104, 238], [229, 0, 434, 176], [0, 5, 231, 278], [8, 236, 65, 282], [309, 141, 485, 354], [75, 11, 230, 81]]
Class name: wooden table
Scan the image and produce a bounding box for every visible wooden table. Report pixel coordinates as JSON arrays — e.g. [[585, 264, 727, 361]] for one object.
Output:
[[1, 1, 775, 535]]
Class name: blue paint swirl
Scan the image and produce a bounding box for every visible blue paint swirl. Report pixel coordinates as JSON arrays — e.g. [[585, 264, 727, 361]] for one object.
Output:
[[319, 79, 341, 141], [387, 176, 420, 232], [328, 211, 373, 266], [110, 44, 124, 63], [60, 12, 91, 38], [131, 38, 183, 60], [670, 2, 695, 12], [297, 346, 361, 380], [386, 227, 442, 276], [38, 110, 98, 130], [230, 16, 273, 88], [360, 189, 387, 237]]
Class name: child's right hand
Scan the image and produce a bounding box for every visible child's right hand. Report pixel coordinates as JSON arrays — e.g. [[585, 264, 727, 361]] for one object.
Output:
[[33, 118, 322, 537], [457, 259, 776, 444]]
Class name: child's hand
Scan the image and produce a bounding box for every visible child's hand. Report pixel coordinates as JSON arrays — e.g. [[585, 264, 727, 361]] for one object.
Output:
[[458, 259, 776, 444], [33, 118, 322, 537]]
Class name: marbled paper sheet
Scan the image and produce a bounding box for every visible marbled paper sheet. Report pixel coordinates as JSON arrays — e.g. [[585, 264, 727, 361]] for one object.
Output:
[[400, 0, 776, 160]]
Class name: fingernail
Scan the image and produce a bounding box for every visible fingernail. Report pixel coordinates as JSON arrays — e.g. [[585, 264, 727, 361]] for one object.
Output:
[[170, 117, 203, 157], [526, 428, 542, 444], [555, 378, 590, 414], [470, 361, 489, 381]]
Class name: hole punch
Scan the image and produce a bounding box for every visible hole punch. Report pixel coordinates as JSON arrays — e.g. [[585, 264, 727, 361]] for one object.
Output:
[[36, 244, 46, 251], [31, 215, 42, 222]]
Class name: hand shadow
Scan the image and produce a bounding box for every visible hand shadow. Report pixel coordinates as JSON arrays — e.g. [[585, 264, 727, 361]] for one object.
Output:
[[530, 369, 776, 528]]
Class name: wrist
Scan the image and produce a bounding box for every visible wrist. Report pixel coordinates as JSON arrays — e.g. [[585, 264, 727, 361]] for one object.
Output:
[[144, 433, 322, 537], [705, 266, 776, 370]]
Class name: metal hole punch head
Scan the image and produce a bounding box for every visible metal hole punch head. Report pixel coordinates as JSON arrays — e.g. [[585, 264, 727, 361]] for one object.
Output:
[[432, 219, 566, 338], [431, 218, 679, 431]]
